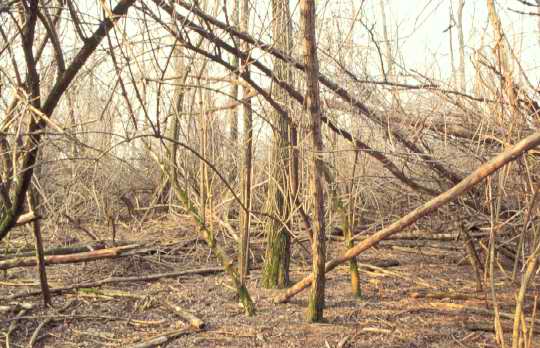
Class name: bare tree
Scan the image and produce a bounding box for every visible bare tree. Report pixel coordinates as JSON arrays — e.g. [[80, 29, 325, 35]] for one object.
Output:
[[0, 0, 136, 241]]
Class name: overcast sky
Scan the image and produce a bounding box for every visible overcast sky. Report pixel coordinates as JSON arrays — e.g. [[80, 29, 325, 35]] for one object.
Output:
[[360, 0, 540, 83]]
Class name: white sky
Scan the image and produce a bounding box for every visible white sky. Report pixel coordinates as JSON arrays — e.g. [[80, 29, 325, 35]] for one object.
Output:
[[358, 0, 540, 84]]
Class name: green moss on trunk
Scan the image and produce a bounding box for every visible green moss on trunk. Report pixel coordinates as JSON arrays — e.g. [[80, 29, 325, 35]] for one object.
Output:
[[238, 284, 255, 316], [307, 282, 325, 322], [170, 182, 256, 316], [338, 200, 361, 298], [349, 259, 362, 298], [262, 227, 290, 288]]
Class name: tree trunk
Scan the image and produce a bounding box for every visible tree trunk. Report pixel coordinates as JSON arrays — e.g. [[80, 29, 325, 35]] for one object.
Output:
[[448, 3, 457, 88], [160, 43, 187, 205], [456, 0, 466, 92], [537, 1, 540, 48], [300, 0, 327, 322], [228, 0, 239, 143], [340, 200, 361, 298], [379, 0, 393, 80], [262, 0, 294, 289], [28, 188, 51, 306], [238, 0, 253, 284]]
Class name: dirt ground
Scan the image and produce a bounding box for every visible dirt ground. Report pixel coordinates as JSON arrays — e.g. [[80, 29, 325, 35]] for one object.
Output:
[[1, 216, 538, 347]]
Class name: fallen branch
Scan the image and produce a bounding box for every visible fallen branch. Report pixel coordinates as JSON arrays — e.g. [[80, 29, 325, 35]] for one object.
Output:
[[14, 212, 39, 226], [358, 263, 433, 288], [128, 327, 200, 348], [427, 302, 540, 326], [165, 300, 205, 329], [77, 288, 149, 301], [4, 267, 224, 301], [409, 289, 482, 301], [464, 320, 514, 333], [5, 306, 30, 347], [390, 246, 449, 257], [0, 302, 35, 314], [28, 299, 76, 347], [0, 244, 143, 270], [357, 260, 400, 270], [0, 240, 113, 260], [274, 131, 540, 303]]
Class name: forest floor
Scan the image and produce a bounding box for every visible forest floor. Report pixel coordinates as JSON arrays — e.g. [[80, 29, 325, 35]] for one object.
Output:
[[1, 214, 538, 348]]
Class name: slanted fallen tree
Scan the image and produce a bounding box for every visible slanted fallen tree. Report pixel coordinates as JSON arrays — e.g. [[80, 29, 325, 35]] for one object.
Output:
[[274, 131, 540, 303]]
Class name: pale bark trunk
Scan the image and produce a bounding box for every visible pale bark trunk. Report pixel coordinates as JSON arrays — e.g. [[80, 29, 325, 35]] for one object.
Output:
[[537, 1, 540, 48], [456, 0, 466, 92], [448, 3, 457, 88], [379, 0, 393, 79]]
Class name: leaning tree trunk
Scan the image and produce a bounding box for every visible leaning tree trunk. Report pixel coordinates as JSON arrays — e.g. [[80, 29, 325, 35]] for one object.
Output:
[[300, 0, 327, 322], [262, 0, 294, 289]]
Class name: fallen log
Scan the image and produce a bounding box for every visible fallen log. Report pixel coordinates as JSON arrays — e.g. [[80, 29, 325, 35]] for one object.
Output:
[[274, 131, 540, 303]]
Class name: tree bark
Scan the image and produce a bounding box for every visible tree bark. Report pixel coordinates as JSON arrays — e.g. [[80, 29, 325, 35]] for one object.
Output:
[[262, 0, 294, 289], [27, 189, 51, 306], [160, 42, 187, 205], [238, 0, 253, 284], [300, 0, 327, 322]]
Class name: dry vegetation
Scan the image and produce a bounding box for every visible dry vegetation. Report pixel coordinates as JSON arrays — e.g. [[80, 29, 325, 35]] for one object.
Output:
[[1, 0, 540, 347]]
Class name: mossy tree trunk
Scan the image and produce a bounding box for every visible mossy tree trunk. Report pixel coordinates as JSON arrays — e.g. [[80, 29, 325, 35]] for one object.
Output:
[[262, 0, 294, 289], [341, 203, 361, 298], [169, 173, 255, 316]]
